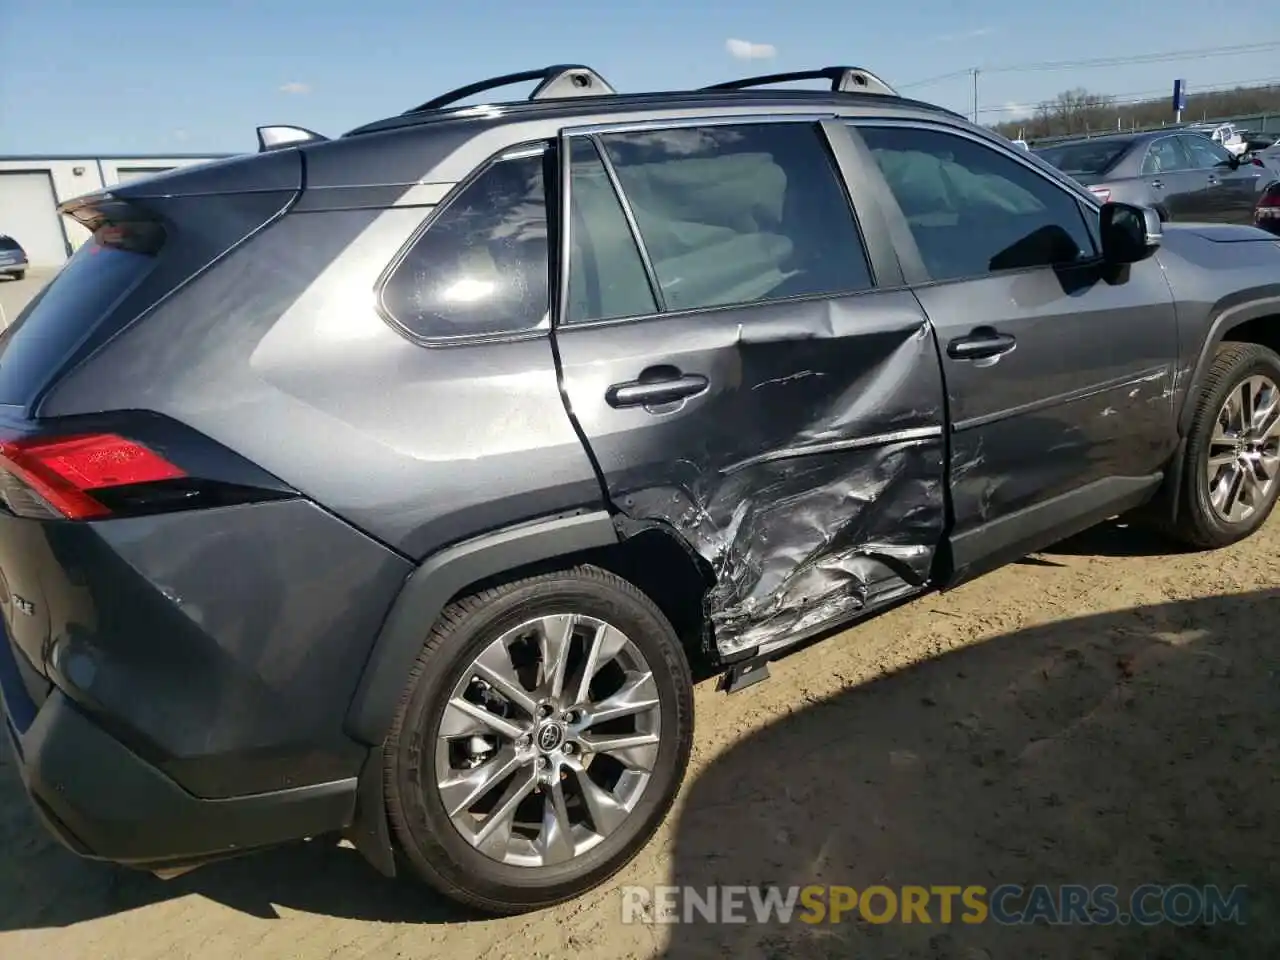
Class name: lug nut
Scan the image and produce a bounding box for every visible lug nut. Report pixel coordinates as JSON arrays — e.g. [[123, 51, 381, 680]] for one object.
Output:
[[538, 703, 554, 719], [538, 756, 550, 769], [563, 710, 579, 724], [562, 742, 575, 755]]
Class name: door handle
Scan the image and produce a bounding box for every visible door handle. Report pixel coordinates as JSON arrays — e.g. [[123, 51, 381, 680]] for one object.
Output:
[[1150, 179, 1164, 189], [947, 328, 1017, 361], [606, 368, 709, 408], [1207, 175, 1221, 186]]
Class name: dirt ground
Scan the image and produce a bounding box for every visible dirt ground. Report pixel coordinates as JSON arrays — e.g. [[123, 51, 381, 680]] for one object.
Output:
[[2, 518, 1278, 959], [1, 272, 1278, 957]]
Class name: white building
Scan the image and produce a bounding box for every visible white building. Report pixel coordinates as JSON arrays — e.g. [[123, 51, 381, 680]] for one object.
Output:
[[0, 154, 232, 267]]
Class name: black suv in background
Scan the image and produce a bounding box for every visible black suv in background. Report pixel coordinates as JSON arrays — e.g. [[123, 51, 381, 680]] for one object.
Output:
[[4, 64, 1280, 916]]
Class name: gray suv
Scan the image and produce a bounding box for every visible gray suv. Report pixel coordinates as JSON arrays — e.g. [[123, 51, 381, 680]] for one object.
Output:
[[4, 64, 1280, 916]]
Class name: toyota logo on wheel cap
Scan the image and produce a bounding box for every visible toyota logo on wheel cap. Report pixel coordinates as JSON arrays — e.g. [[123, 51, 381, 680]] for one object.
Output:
[[537, 722, 565, 752]]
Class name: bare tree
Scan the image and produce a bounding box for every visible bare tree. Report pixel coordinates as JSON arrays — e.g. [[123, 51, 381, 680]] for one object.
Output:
[[991, 83, 1280, 141]]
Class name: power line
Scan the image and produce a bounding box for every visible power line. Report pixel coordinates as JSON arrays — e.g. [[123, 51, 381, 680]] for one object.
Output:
[[900, 40, 1280, 89], [975, 75, 1280, 115], [899, 69, 974, 91], [986, 41, 1280, 74]]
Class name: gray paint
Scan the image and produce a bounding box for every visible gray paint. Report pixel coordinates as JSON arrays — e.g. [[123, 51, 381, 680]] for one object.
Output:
[[7, 86, 1280, 833], [33, 499, 412, 798]]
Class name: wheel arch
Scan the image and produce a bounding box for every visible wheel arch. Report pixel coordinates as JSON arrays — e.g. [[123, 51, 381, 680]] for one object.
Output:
[[341, 509, 713, 883], [344, 509, 716, 748], [1178, 293, 1280, 437]]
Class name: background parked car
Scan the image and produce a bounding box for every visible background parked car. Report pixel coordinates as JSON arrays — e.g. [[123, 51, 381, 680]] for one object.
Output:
[[0, 234, 27, 280], [1250, 140, 1280, 179], [1255, 180, 1280, 236], [1033, 129, 1276, 223], [1185, 121, 1248, 156]]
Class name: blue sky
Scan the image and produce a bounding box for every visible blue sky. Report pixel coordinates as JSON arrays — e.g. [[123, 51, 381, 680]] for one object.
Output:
[[2, 0, 1277, 155]]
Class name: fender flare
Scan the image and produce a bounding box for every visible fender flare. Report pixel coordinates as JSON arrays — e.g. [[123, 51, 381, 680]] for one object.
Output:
[[1178, 293, 1280, 437], [344, 508, 620, 746]]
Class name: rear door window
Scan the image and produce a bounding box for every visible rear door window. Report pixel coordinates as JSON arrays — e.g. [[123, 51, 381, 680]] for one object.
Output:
[[565, 138, 659, 324], [579, 122, 873, 316]]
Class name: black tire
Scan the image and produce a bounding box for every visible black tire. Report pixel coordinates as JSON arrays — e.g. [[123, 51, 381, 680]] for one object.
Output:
[[12, 270, 23, 281], [384, 563, 694, 915], [1167, 341, 1280, 548]]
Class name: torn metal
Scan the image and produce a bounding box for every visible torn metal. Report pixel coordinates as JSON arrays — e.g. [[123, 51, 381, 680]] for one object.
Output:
[[574, 295, 950, 659], [625, 435, 945, 657]]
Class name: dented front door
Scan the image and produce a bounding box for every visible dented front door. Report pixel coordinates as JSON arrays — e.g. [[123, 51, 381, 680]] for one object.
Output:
[[552, 117, 948, 658]]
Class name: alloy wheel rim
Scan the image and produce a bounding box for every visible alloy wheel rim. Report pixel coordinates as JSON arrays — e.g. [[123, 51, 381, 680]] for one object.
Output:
[[1205, 374, 1280, 523], [434, 614, 662, 867]]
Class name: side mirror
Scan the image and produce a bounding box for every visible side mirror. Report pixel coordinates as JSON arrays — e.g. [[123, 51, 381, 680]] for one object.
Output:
[[1100, 201, 1162, 265]]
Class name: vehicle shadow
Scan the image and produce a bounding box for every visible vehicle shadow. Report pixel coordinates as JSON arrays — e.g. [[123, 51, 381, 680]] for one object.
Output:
[[657, 589, 1280, 959], [0, 762, 476, 929], [1041, 518, 1189, 558]]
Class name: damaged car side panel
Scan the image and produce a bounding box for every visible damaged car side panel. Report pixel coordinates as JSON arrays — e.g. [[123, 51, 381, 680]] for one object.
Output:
[[555, 292, 948, 659]]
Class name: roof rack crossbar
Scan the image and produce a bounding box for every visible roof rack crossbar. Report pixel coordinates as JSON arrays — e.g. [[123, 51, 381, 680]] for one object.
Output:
[[703, 66, 898, 98], [405, 64, 617, 114]]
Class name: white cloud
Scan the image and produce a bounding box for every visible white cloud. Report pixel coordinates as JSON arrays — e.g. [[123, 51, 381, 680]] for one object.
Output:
[[279, 81, 311, 95], [725, 38, 777, 60], [1002, 101, 1035, 119]]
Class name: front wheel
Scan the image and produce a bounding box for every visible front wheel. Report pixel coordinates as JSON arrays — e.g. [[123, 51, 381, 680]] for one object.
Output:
[[1168, 341, 1280, 548], [384, 564, 694, 915]]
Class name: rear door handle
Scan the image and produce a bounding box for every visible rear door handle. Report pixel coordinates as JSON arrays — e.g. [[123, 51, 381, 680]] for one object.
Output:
[[606, 368, 709, 408], [1150, 179, 1164, 189], [947, 328, 1017, 361], [1207, 176, 1221, 186]]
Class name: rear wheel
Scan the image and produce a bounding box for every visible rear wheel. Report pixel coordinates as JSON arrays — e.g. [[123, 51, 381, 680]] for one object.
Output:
[[1168, 341, 1280, 548], [384, 564, 694, 915], [12, 270, 23, 281]]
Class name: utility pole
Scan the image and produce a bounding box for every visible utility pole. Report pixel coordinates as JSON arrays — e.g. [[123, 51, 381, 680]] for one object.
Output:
[[970, 68, 980, 123]]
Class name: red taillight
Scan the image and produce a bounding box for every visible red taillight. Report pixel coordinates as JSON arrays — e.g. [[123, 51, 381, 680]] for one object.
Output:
[[1252, 157, 1266, 167], [1258, 189, 1280, 209], [1088, 186, 1112, 203], [0, 433, 185, 520]]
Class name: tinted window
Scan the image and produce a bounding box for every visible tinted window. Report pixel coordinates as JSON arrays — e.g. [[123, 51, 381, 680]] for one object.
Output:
[[1181, 135, 1232, 169], [858, 125, 1097, 282], [381, 152, 549, 340], [0, 234, 159, 404], [1035, 140, 1130, 176], [593, 123, 873, 313], [566, 138, 659, 324], [1141, 138, 1192, 175]]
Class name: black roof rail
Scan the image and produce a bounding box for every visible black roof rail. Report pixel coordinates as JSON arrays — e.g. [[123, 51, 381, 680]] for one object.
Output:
[[404, 64, 617, 115], [256, 125, 329, 152], [703, 66, 898, 98]]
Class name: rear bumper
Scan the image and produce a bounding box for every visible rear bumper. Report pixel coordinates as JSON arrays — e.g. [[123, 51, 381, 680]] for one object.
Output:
[[0, 262, 25, 277], [3, 634, 357, 868]]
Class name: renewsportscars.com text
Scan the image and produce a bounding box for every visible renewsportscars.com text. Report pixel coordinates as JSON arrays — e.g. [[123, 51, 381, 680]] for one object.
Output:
[[620, 883, 1248, 926]]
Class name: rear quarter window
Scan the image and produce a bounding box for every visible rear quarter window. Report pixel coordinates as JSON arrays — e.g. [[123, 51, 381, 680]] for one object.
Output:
[[379, 151, 551, 341]]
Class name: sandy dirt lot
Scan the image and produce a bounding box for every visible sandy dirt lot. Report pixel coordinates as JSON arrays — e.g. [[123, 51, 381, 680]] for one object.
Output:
[[1, 272, 1278, 958]]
